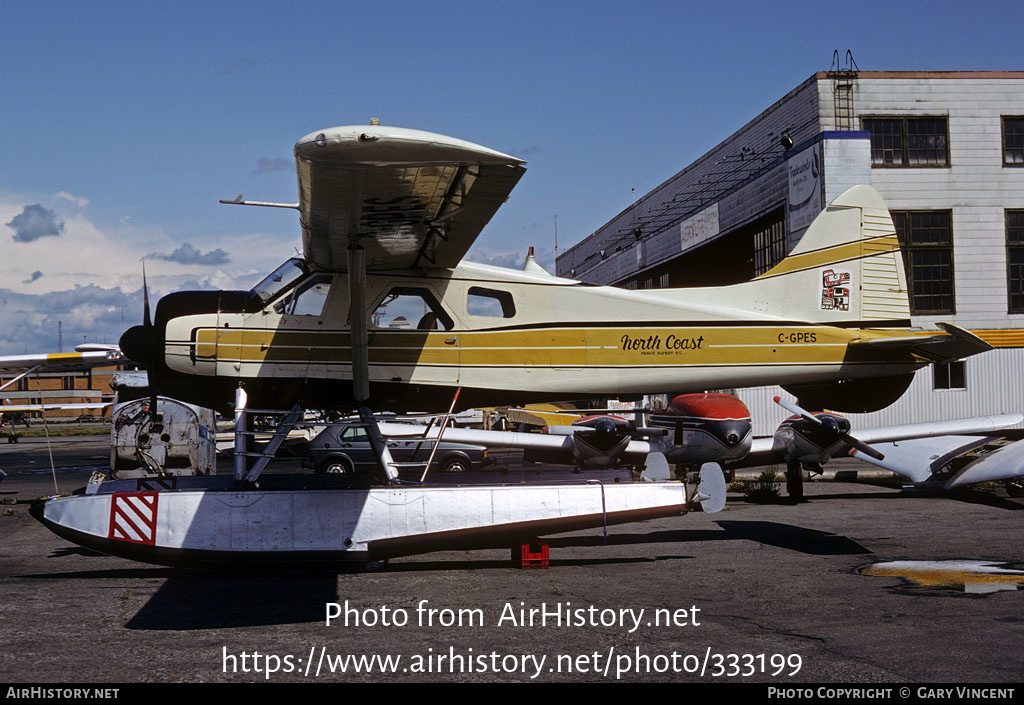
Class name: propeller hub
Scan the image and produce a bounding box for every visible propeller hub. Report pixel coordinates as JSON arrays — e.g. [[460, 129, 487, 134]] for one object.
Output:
[[118, 325, 152, 365]]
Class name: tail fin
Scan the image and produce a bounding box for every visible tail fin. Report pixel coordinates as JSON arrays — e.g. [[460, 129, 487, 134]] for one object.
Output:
[[749, 185, 909, 324]]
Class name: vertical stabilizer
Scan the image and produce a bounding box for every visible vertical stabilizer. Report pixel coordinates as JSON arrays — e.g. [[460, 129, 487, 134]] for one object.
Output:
[[744, 185, 909, 323]]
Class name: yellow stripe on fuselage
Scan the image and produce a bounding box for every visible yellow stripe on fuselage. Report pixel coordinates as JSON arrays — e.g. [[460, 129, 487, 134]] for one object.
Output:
[[188, 325, 901, 369]]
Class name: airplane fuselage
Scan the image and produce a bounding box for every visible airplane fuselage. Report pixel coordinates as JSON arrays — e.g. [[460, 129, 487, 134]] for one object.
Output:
[[136, 258, 921, 415]]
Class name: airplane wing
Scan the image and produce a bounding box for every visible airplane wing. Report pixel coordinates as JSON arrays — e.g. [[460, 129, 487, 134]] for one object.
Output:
[[737, 413, 1024, 469], [375, 421, 652, 461], [851, 435, 1024, 490], [293, 126, 526, 272], [0, 349, 126, 375], [0, 402, 111, 414]]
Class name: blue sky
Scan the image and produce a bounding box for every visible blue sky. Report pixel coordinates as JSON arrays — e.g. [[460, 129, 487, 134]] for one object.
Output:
[[2, 0, 1021, 354]]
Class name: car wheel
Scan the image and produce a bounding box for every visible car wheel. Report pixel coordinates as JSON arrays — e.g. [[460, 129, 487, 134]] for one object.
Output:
[[441, 455, 469, 472], [1006, 478, 1024, 498], [317, 455, 353, 474]]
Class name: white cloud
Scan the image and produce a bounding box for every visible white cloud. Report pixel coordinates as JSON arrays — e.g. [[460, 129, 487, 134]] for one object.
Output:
[[0, 193, 299, 355], [54, 191, 90, 208]]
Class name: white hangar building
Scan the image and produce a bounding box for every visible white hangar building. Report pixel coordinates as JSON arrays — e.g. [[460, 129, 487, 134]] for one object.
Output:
[[555, 66, 1024, 434]]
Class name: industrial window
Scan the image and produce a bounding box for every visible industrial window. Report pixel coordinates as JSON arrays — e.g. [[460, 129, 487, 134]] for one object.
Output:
[[892, 210, 955, 314], [933, 360, 966, 390], [1008, 210, 1024, 313], [753, 218, 786, 276], [863, 117, 949, 167], [1004, 117, 1024, 166]]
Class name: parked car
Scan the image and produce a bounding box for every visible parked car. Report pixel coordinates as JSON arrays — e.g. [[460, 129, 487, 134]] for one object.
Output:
[[309, 422, 492, 474]]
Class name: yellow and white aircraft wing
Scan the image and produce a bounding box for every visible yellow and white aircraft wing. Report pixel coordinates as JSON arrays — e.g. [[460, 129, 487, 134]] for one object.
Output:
[[0, 349, 125, 374], [293, 125, 526, 272], [0, 402, 110, 413]]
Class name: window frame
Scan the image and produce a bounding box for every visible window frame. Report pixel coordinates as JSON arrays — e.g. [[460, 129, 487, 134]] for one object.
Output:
[[862, 116, 950, 168], [1003, 116, 1024, 167], [933, 360, 966, 391], [466, 286, 517, 319], [1007, 210, 1024, 314], [891, 210, 956, 315], [370, 286, 455, 331]]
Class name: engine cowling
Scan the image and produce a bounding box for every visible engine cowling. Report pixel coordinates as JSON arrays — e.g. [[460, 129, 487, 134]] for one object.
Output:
[[650, 393, 753, 465]]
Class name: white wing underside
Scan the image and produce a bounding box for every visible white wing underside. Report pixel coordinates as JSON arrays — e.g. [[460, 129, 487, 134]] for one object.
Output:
[[294, 126, 526, 272]]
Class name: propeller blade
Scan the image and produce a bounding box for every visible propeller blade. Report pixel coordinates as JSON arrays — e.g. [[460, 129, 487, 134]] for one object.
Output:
[[140, 261, 160, 429], [841, 433, 885, 460], [775, 395, 885, 461], [773, 395, 821, 425], [142, 261, 152, 331]]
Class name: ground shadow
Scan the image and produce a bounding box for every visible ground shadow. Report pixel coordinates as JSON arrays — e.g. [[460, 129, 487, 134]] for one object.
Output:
[[125, 573, 340, 630], [547, 521, 870, 555]]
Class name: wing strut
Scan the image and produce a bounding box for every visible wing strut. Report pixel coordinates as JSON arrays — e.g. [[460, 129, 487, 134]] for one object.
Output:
[[0, 365, 41, 392], [348, 244, 398, 483]]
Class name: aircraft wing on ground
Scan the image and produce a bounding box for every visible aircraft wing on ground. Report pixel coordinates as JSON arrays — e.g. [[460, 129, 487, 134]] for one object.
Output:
[[734, 413, 1024, 470], [375, 420, 652, 464], [293, 126, 527, 272], [0, 402, 110, 413], [850, 434, 1024, 490], [0, 349, 126, 376]]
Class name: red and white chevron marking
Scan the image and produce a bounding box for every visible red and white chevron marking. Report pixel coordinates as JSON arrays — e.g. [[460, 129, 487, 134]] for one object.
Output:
[[107, 492, 159, 545]]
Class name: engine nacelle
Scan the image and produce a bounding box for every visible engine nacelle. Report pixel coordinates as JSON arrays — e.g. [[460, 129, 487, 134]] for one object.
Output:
[[651, 393, 752, 465]]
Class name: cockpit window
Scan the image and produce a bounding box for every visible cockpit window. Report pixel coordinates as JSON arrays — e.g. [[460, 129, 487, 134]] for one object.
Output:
[[251, 258, 308, 303], [274, 275, 332, 316], [371, 287, 454, 331]]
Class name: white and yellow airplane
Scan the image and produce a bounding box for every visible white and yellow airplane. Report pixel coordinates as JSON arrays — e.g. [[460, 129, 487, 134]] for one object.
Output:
[[30, 125, 1001, 570], [118, 125, 988, 420]]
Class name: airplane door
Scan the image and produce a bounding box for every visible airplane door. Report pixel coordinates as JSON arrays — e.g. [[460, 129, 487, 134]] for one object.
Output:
[[215, 274, 333, 382], [369, 285, 460, 388]]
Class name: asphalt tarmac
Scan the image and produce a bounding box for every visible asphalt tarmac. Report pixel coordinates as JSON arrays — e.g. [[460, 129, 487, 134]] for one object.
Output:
[[2, 436, 1023, 684]]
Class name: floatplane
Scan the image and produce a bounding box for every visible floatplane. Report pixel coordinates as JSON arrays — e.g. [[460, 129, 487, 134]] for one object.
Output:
[[30, 124, 998, 569]]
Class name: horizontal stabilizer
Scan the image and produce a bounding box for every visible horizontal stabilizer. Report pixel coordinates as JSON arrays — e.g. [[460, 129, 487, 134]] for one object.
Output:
[[853, 323, 992, 362], [694, 463, 726, 513]]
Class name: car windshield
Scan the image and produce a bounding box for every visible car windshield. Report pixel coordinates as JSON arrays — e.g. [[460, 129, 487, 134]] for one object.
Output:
[[250, 258, 308, 303]]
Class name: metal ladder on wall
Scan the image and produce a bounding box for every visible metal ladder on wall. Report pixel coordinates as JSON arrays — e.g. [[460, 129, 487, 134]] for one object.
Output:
[[830, 49, 859, 131]]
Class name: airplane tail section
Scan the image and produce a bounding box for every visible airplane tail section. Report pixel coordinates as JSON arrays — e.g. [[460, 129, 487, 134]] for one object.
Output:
[[745, 185, 910, 325]]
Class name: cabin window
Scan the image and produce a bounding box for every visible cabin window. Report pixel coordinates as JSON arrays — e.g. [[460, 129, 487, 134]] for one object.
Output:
[[863, 117, 949, 167], [466, 287, 516, 318], [933, 360, 966, 390], [372, 287, 454, 330], [892, 210, 955, 314]]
